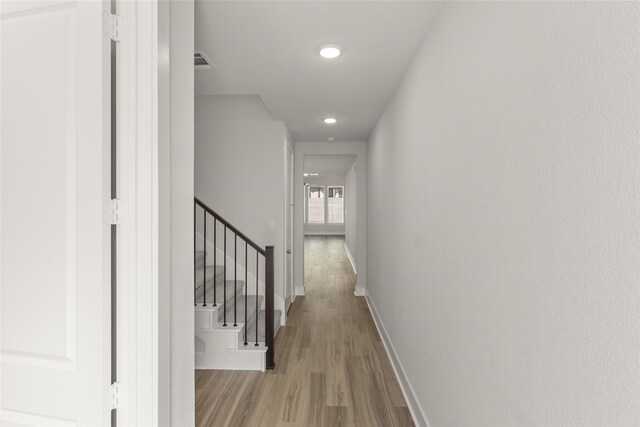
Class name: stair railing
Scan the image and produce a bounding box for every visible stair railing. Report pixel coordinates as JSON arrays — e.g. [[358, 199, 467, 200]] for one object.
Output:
[[194, 197, 275, 369]]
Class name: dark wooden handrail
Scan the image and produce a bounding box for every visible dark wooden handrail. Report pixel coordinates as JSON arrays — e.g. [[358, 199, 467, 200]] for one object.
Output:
[[195, 197, 266, 256], [194, 197, 275, 370]]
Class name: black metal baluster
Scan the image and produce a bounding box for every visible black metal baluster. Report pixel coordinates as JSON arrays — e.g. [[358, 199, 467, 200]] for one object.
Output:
[[193, 204, 197, 306], [202, 211, 207, 307], [233, 234, 237, 327], [244, 242, 248, 345], [223, 226, 227, 327], [255, 252, 259, 346], [213, 218, 217, 307]]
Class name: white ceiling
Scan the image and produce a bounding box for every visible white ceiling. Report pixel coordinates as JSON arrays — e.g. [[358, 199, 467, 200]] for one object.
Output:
[[304, 155, 356, 177], [195, 1, 441, 142]]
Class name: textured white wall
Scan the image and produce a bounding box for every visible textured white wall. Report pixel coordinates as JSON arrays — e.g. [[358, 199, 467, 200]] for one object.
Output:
[[367, 2, 640, 425]]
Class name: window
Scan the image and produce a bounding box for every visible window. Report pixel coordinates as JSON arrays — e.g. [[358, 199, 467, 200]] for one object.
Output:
[[327, 186, 344, 224], [305, 185, 345, 224], [307, 186, 325, 223]]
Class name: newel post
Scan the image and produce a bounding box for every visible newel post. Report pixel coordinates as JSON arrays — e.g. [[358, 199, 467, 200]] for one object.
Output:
[[265, 246, 275, 369]]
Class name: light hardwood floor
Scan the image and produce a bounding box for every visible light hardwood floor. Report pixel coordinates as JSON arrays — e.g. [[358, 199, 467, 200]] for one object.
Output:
[[195, 236, 414, 427]]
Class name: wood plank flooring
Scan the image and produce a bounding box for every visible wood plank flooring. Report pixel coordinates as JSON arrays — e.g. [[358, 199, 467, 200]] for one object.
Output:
[[195, 236, 414, 427]]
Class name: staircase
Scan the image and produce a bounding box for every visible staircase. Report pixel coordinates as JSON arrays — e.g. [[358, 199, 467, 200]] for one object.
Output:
[[194, 198, 281, 371]]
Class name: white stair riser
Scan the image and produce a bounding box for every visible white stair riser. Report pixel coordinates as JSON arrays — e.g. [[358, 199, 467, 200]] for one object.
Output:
[[196, 305, 260, 331], [195, 326, 266, 371]]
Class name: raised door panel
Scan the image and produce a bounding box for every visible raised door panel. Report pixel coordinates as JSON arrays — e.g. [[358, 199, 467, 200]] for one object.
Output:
[[1, 1, 109, 425]]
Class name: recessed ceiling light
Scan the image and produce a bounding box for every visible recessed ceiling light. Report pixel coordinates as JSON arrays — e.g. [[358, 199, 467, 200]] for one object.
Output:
[[324, 117, 337, 124], [319, 44, 341, 59]]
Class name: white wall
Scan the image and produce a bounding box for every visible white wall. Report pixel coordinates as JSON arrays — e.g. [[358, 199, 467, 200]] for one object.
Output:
[[294, 142, 367, 296], [195, 95, 288, 316], [303, 176, 345, 235], [169, 2, 195, 426], [195, 94, 274, 122], [344, 158, 357, 272], [158, 1, 195, 426], [367, 2, 640, 426]]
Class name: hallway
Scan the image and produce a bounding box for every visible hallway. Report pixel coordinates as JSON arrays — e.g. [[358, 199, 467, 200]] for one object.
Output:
[[195, 236, 413, 426]]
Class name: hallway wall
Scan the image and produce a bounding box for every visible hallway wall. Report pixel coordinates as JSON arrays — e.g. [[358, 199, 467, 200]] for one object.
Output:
[[367, 2, 640, 425]]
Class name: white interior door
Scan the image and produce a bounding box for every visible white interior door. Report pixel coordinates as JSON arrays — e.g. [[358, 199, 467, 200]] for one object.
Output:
[[285, 147, 294, 312], [1, 1, 111, 426]]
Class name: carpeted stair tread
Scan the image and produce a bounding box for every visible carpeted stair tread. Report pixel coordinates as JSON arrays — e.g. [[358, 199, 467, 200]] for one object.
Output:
[[217, 294, 263, 326], [194, 265, 223, 287], [195, 250, 206, 269], [195, 276, 246, 306]]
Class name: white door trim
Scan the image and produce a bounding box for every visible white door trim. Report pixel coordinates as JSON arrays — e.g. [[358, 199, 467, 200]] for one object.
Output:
[[114, 1, 161, 425], [284, 145, 294, 316], [293, 142, 367, 297]]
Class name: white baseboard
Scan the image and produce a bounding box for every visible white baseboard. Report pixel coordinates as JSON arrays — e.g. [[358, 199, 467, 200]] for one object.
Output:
[[365, 294, 431, 427], [303, 231, 345, 236], [343, 242, 357, 276]]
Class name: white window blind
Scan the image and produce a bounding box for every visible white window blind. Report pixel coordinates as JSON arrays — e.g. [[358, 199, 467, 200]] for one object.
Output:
[[327, 186, 344, 224], [307, 186, 325, 223]]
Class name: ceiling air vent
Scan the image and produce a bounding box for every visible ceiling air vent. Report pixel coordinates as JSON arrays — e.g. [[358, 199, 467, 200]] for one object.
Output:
[[194, 51, 214, 71]]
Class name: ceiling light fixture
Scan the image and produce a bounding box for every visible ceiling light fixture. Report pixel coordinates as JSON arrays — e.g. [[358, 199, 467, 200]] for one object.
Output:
[[324, 117, 337, 124], [319, 44, 341, 59]]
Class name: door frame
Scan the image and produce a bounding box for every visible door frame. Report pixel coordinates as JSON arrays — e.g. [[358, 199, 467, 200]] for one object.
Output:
[[293, 142, 367, 297], [116, 2, 196, 425], [0, 1, 175, 424], [113, 1, 163, 425], [284, 145, 295, 315]]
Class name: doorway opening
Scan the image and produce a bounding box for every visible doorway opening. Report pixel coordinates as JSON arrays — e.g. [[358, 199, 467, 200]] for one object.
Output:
[[302, 154, 358, 292]]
